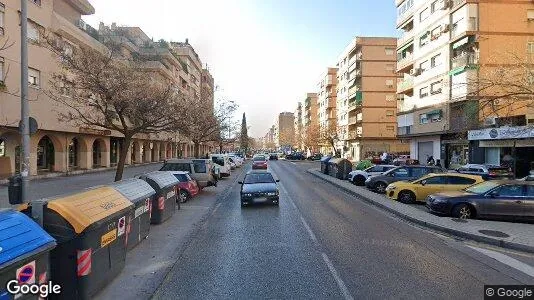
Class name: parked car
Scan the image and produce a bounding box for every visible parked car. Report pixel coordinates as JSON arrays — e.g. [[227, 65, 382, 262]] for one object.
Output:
[[210, 154, 231, 177], [160, 159, 217, 189], [238, 170, 280, 207], [269, 153, 279, 160], [426, 180, 534, 221], [228, 154, 243, 167], [166, 171, 200, 202], [365, 165, 446, 193], [228, 157, 237, 170], [348, 165, 396, 186], [456, 164, 513, 180], [307, 153, 323, 161], [385, 173, 484, 204], [252, 155, 268, 169], [286, 152, 305, 160]]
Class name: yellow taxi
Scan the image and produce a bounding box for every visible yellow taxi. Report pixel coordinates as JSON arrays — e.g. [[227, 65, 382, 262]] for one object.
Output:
[[385, 173, 484, 204]]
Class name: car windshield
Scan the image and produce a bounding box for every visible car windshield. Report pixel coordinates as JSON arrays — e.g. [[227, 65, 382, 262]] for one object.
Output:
[[253, 156, 266, 161], [244, 173, 275, 184], [464, 181, 501, 194], [173, 174, 189, 182]]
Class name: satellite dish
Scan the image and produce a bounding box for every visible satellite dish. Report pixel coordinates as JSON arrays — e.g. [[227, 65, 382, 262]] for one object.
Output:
[[18, 117, 38, 135]]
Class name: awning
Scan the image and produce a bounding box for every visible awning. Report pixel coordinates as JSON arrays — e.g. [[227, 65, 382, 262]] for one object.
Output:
[[452, 37, 469, 49], [397, 41, 413, 53], [448, 66, 467, 76], [426, 109, 442, 116]]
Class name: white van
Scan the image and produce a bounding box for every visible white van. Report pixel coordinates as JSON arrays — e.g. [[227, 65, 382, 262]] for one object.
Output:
[[210, 154, 231, 177], [228, 154, 242, 167]]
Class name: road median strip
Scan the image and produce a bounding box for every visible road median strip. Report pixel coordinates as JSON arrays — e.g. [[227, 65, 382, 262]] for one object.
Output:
[[307, 168, 534, 254]]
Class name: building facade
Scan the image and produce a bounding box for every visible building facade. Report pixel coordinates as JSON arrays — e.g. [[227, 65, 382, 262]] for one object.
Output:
[[275, 112, 295, 150], [317, 68, 338, 154], [340, 37, 407, 161], [395, 0, 534, 171], [294, 102, 303, 150], [302, 93, 319, 152]]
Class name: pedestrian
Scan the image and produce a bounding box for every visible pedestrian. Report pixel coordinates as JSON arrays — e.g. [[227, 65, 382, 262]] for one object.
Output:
[[435, 159, 442, 168], [427, 156, 435, 166]]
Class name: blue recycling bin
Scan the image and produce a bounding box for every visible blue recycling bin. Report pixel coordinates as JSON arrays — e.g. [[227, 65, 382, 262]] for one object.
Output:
[[0, 209, 56, 299]]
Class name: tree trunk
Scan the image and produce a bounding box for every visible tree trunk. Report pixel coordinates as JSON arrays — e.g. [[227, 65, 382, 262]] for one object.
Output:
[[194, 142, 200, 158], [512, 140, 517, 179], [115, 135, 132, 182], [219, 142, 223, 153]]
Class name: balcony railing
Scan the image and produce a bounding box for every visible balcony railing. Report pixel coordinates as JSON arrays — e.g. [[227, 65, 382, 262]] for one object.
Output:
[[451, 0, 466, 9], [397, 30, 415, 48], [397, 125, 412, 136], [451, 52, 478, 69], [348, 116, 358, 125], [396, 53, 414, 72], [397, 76, 414, 94], [452, 18, 478, 38], [348, 98, 362, 110], [396, 5, 415, 28]]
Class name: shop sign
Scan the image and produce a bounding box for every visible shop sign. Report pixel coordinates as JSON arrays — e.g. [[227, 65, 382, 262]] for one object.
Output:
[[468, 126, 534, 141], [479, 140, 534, 148]]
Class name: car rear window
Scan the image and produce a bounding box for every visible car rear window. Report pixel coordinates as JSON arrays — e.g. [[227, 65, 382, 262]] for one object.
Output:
[[253, 156, 266, 161], [173, 174, 189, 182], [212, 157, 225, 166], [192, 161, 207, 173], [160, 163, 191, 172]]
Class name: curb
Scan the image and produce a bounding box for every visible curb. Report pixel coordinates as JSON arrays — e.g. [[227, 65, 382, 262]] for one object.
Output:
[[307, 169, 534, 254], [0, 161, 164, 185]]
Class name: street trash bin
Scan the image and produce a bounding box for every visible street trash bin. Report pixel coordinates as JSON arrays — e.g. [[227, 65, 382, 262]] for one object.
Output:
[[137, 171, 180, 225], [20, 187, 133, 300], [320, 156, 332, 174], [8, 175, 22, 205], [0, 209, 56, 300], [109, 178, 156, 251], [328, 158, 353, 180]]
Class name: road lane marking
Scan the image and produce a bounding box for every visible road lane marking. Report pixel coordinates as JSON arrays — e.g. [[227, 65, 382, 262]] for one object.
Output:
[[468, 245, 534, 278], [271, 165, 354, 300], [322, 253, 354, 300], [290, 161, 297, 165]]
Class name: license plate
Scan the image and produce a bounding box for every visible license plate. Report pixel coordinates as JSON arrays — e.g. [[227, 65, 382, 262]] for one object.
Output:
[[254, 197, 268, 203]]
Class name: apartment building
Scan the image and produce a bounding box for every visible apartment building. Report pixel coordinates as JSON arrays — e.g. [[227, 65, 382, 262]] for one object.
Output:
[[395, 0, 534, 172], [337, 37, 408, 160], [302, 93, 319, 151], [317, 67, 338, 154], [294, 102, 303, 150], [275, 112, 295, 149], [0, 0, 212, 178]]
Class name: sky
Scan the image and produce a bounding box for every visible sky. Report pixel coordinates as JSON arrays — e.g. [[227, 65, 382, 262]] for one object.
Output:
[[84, 0, 398, 138]]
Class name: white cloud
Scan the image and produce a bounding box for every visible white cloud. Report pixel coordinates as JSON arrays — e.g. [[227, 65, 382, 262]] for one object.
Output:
[[84, 0, 328, 137]]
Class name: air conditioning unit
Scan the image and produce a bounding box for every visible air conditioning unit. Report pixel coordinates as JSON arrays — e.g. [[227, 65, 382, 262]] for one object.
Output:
[[441, 0, 451, 10], [526, 114, 534, 125], [484, 116, 497, 126], [441, 24, 451, 33], [410, 68, 422, 76]]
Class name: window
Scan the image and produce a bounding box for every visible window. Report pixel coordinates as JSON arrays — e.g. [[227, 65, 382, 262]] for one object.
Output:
[[419, 32, 430, 47], [423, 176, 447, 184], [448, 176, 476, 185], [431, 1, 439, 13], [528, 9, 534, 20], [386, 79, 394, 87], [420, 114, 429, 124], [193, 160, 207, 173], [496, 185, 524, 197], [160, 163, 192, 172], [419, 87, 429, 98], [386, 94, 394, 101], [28, 68, 40, 87], [419, 60, 430, 72], [393, 168, 409, 177], [528, 42, 534, 54], [526, 185, 534, 197], [411, 168, 428, 178], [430, 81, 442, 94], [397, 0, 414, 17], [419, 8, 430, 22], [386, 110, 394, 116], [431, 53, 441, 68], [0, 3, 4, 36], [28, 21, 40, 42], [386, 125, 395, 131], [385, 48, 395, 55], [431, 26, 441, 40], [173, 174, 189, 182]]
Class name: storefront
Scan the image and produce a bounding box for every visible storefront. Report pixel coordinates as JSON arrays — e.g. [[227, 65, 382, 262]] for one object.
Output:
[[468, 126, 534, 177], [409, 136, 441, 164], [441, 133, 469, 170]]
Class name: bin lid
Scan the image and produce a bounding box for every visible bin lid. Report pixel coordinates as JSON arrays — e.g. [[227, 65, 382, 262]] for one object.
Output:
[[46, 187, 133, 234], [109, 178, 156, 203], [330, 158, 349, 164], [320, 156, 332, 163], [0, 209, 56, 267], [138, 171, 179, 190]]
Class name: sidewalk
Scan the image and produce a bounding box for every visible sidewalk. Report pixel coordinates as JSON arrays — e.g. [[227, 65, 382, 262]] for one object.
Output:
[[308, 169, 534, 254]]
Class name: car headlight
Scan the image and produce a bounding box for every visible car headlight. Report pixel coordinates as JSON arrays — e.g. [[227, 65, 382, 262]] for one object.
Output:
[[365, 177, 372, 183], [432, 198, 447, 204], [267, 191, 278, 196], [387, 185, 396, 190], [242, 193, 252, 197]]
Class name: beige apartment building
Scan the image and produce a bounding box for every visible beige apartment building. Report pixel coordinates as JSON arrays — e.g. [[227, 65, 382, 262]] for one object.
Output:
[[339, 37, 408, 160], [275, 112, 294, 149], [395, 0, 534, 171], [294, 102, 303, 150], [317, 67, 338, 154], [0, 0, 213, 178], [302, 93, 318, 151]]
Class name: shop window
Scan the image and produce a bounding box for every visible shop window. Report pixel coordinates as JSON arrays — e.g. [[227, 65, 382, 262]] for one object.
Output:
[[485, 148, 500, 165]]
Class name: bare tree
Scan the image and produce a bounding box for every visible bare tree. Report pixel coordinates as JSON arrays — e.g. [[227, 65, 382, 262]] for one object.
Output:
[[45, 33, 184, 181], [303, 122, 320, 153], [319, 119, 340, 156]]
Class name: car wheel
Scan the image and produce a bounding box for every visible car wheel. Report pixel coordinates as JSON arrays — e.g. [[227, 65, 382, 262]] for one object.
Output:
[[398, 190, 416, 204], [353, 175, 366, 186], [452, 204, 475, 219], [179, 190, 189, 203], [375, 182, 387, 193]]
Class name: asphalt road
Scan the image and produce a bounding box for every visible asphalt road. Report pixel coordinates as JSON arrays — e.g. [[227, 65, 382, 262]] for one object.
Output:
[[153, 160, 534, 300]]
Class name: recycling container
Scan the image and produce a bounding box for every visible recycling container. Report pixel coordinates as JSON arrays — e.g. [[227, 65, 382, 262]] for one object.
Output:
[[320, 156, 332, 174], [20, 187, 133, 300], [0, 209, 56, 300], [328, 158, 353, 180], [137, 171, 180, 224], [109, 179, 156, 251]]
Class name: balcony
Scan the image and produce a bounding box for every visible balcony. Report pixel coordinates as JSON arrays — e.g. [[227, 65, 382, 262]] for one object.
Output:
[[396, 53, 414, 73], [348, 131, 361, 140], [136, 60, 174, 79], [451, 52, 478, 69], [396, 5, 414, 28], [348, 116, 358, 125], [51, 13, 107, 53], [397, 125, 413, 136], [397, 30, 415, 49], [348, 98, 362, 111], [451, 0, 467, 10], [397, 76, 414, 95], [325, 75, 335, 86], [452, 18, 478, 39]]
